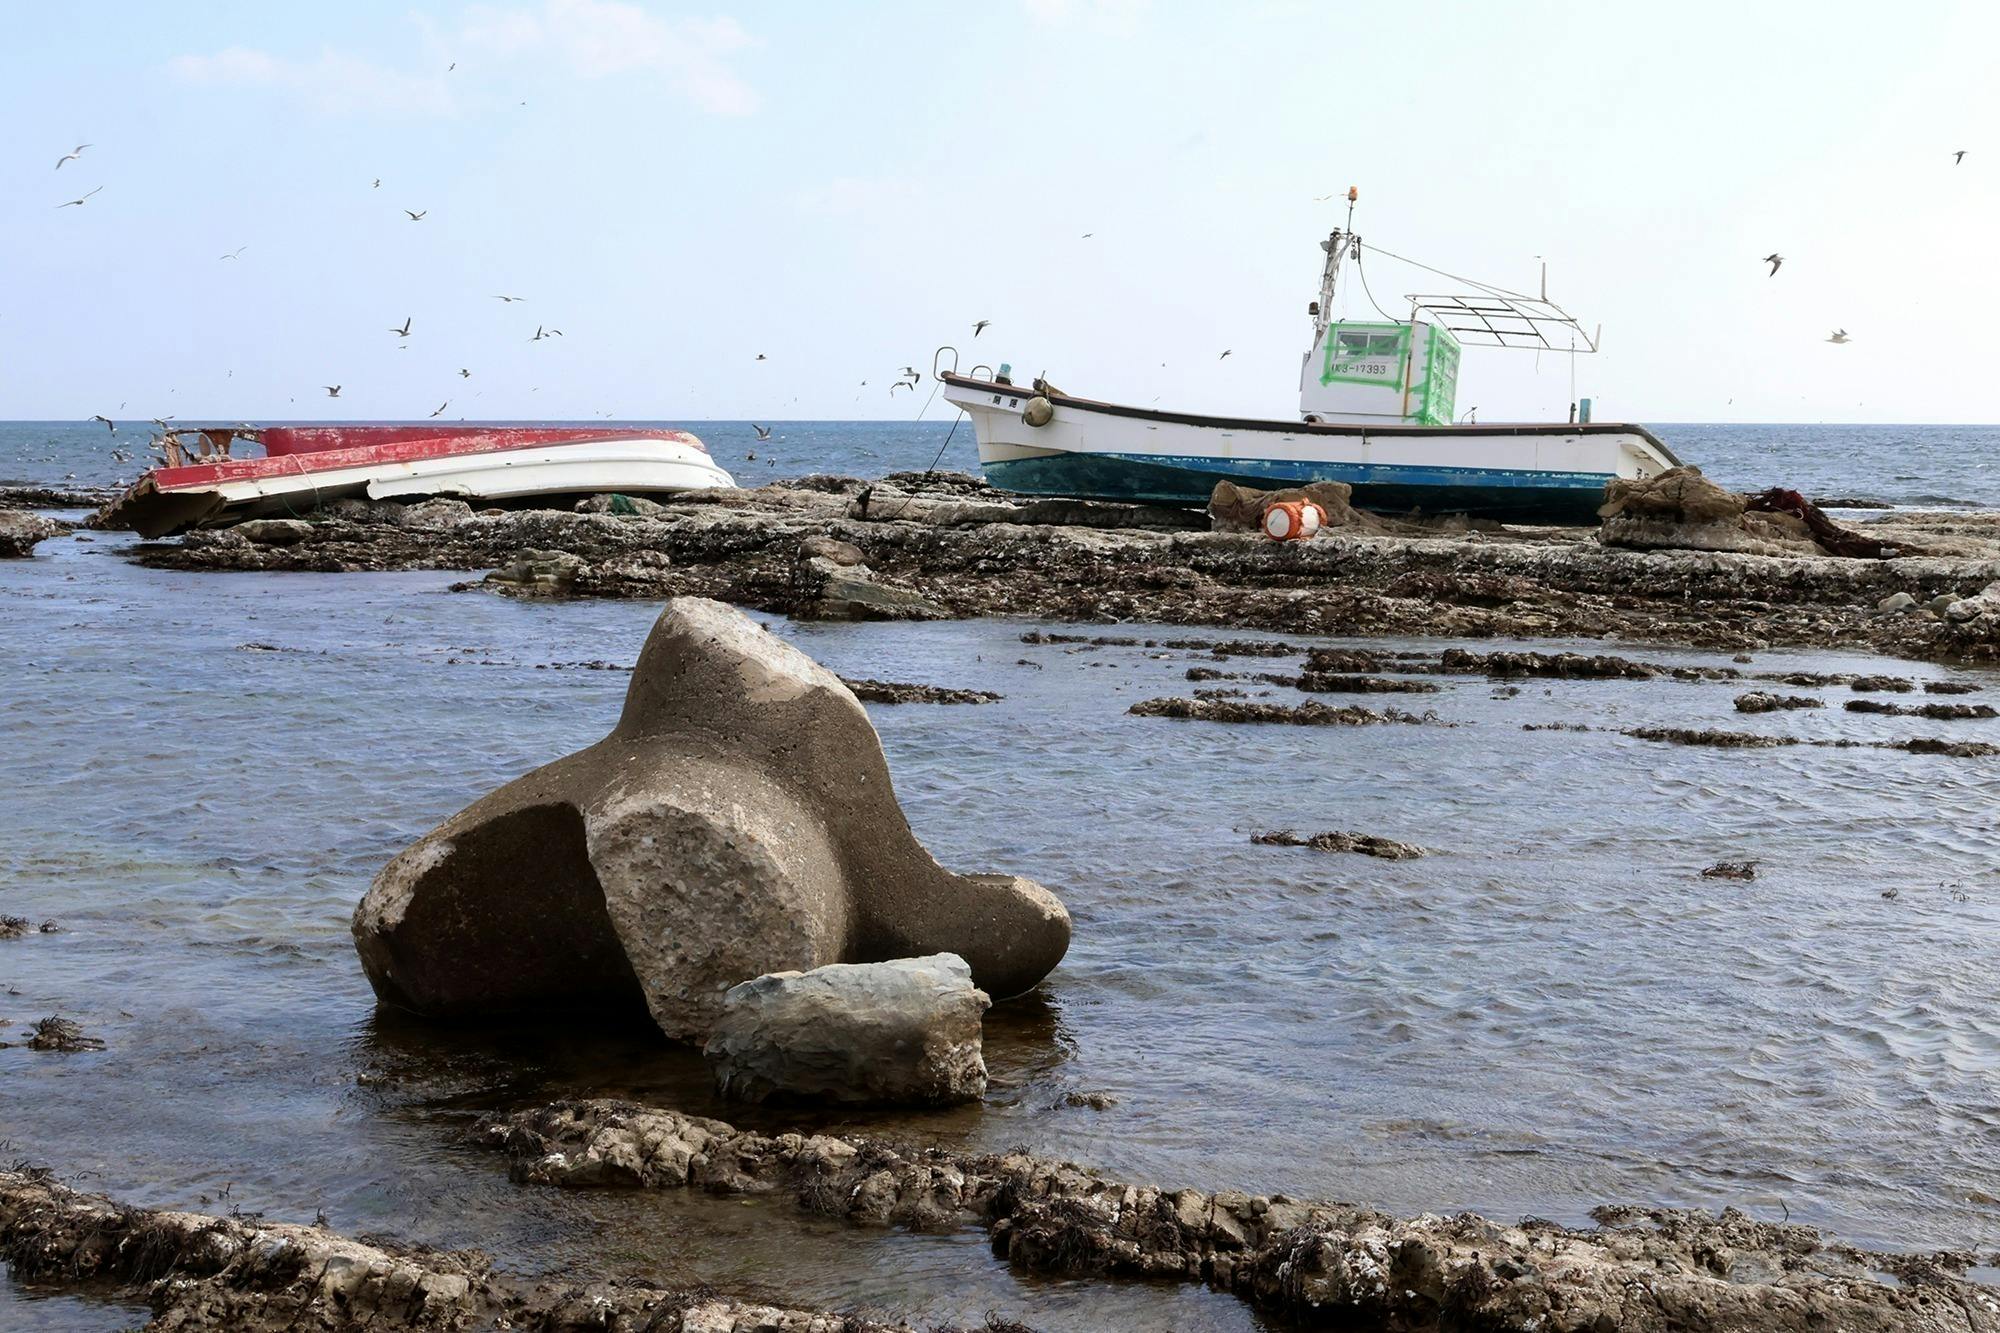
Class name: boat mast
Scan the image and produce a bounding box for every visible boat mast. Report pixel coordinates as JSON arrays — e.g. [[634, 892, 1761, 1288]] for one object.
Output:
[[1311, 187, 1361, 346]]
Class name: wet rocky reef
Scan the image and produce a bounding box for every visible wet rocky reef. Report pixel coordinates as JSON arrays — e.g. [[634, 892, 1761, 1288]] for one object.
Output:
[[119, 473, 2000, 665]]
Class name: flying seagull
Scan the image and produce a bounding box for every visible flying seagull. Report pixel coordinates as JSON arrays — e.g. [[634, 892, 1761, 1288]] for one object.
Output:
[[1082, 232, 1094, 238], [372, 179, 381, 188], [404, 209, 426, 221], [753, 424, 772, 440], [459, 368, 471, 378], [324, 385, 342, 398], [890, 380, 910, 394], [56, 186, 102, 208], [755, 353, 767, 360], [430, 401, 449, 417], [973, 319, 991, 337], [492, 294, 525, 303], [1827, 329, 1851, 344], [220, 245, 248, 260], [1219, 349, 1232, 359], [1763, 253, 1783, 276], [390, 316, 411, 337], [898, 365, 919, 380], [91, 415, 115, 434], [55, 144, 91, 170], [1954, 150, 1967, 165]]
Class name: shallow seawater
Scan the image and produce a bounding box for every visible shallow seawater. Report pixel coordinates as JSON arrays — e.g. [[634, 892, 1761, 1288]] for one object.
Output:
[[3, 525, 2000, 1328]]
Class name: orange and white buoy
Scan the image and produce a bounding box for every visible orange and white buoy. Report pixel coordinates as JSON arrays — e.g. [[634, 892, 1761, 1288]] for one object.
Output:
[[1261, 500, 1325, 542]]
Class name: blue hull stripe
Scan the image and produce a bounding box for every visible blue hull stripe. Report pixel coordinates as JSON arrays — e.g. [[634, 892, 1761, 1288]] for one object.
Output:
[[984, 451, 1614, 523]]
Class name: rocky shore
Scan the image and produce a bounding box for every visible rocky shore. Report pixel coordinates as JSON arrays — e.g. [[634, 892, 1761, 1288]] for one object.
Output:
[[0, 1167, 984, 1332], [474, 1098, 2000, 1332], [110, 474, 2000, 664]]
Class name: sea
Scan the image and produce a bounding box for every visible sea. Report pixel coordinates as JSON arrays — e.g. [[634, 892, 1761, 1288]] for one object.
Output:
[[3, 419, 1999, 1331]]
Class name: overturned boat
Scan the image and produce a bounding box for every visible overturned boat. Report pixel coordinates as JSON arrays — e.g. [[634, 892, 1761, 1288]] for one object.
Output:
[[941, 200, 1679, 524], [102, 424, 735, 537]]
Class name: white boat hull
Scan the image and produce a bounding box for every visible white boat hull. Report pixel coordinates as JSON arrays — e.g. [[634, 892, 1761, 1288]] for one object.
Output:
[[941, 375, 1678, 524]]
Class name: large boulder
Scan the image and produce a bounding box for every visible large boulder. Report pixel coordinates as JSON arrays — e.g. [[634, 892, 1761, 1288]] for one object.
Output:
[[352, 598, 1068, 1040], [0, 511, 65, 558], [703, 953, 989, 1105]]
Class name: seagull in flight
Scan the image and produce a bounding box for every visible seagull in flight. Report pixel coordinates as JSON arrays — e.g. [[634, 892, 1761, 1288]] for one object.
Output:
[[430, 401, 449, 417], [1826, 329, 1851, 344], [890, 380, 911, 394], [404, 209, 426, 221], [372, 179, 381, 188], [1954, 150, 1967, 165], [56, 186, 102, 208], [755, 353, 767, 361], [324, 385, 342, 398], [1763, 253, 1783, 276], [753, 424, 772, 440], [1219, 349, 1232, 359], [220, 245, 248, 260], [390, 316, 412, 337], [973, 319, 991, 337], [459, 368, 471, 378], [492, 294, 525, 303], [91, 415, 116, 434], [55, 144, 91, 170]]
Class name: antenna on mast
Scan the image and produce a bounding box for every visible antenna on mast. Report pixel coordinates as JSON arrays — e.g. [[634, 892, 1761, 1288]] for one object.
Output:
[[1310, 187, 1361, 344]]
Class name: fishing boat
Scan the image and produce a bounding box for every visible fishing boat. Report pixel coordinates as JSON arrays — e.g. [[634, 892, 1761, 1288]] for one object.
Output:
[[939, 199, 1679, 524], [102, 424, 736, 538]]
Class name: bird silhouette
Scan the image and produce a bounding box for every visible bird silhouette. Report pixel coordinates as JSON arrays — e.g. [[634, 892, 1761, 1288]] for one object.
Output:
[[390, 316, 411, 337], [220, 245, 248, 260], [755, 353, 767, 361], [973, 319, 991, 336], [56, 186, 102, 208], [753, 424, 772, 440], [1954, 150, 1967, 165], [1826, 329, 1851, 344], [55, 144, 91, 170], [492, 294, 525, 303], [324, 385, 342, 397], [1763, 253, 1783, 276], [1219, 349, 1232, 359], [430, 401, 449, 417], [459, 368, 471, 378], [91, 415, 115, 434], [404, 209, 426, 221]]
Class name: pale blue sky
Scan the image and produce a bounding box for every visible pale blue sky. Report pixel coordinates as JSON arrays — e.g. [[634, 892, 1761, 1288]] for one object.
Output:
[[5, 1, 1997, 424]]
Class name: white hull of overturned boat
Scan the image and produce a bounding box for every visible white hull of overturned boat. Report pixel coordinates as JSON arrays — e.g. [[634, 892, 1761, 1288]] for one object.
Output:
[[273, 438, 734, 505], [107, 431, 736, 536]]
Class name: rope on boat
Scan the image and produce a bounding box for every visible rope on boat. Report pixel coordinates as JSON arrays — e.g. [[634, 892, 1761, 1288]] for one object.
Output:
[[1354, 239, 1537, 302]]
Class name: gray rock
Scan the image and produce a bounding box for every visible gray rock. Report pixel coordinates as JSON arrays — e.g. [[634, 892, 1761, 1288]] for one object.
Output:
[[576, 493, 667, 517], [235, 518, 314, 546], [0, 511, 64, 558], [704, 953, 989, 1105], [352, 598, 1068, 1040], [794, 554, 946, 620], [485, 548, 587, 590], [1945, 581, 1999, 624], [397, 498, 475, 530], [1876, 591, 1916, 613]]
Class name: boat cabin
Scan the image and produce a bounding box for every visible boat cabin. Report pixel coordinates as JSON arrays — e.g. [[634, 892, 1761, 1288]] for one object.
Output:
[[1298, 319, 1460, 427]]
